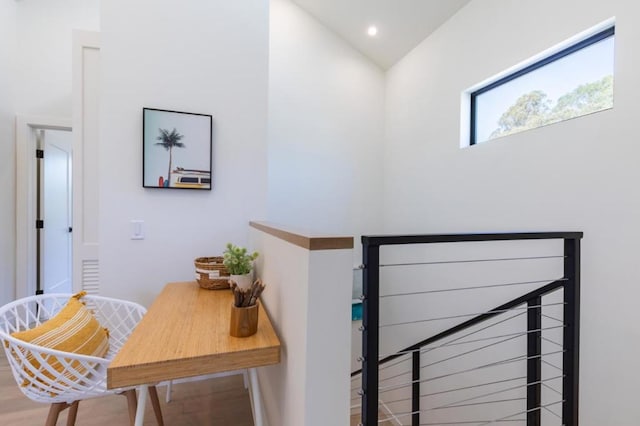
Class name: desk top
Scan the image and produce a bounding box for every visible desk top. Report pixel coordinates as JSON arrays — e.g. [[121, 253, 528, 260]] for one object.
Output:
[[107, 282, 281, 389]]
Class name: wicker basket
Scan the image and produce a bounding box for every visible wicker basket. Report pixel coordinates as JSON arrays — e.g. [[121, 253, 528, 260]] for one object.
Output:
[[194, 256, 231, 290]]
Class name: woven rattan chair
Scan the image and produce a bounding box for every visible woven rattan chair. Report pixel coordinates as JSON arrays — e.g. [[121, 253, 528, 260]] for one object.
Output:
[[0, 293, 164, 426]]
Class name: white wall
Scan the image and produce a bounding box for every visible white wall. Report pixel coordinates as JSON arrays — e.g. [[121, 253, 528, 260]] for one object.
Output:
[[15, 0, 99, 117], [3, 0, 99, 304], [0, 0, 17, 307], [99, 0, 269, 305], [384, 0, 640, 424], [267, 0, 386, 264], [250, 226, 352, 426]]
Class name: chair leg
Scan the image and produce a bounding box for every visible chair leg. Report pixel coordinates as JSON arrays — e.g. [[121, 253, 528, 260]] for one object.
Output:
[[45, 402, 68, 426], [123, 389, 138, 426], [66, 401, 79, 426], [148, 386, 164, 426]]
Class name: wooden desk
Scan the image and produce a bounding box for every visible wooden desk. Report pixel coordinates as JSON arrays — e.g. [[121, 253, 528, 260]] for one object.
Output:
[[107, 282, 281, 425]]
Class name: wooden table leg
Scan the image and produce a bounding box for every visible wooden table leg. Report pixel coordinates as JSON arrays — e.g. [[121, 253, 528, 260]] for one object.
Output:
[[248, 368, 264, 426], [134, 385, 148, 426], [149, 385, 164, 426]]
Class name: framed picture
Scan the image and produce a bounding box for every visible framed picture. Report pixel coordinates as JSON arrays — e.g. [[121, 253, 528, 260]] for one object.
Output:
[[143, 108, 213, 190]]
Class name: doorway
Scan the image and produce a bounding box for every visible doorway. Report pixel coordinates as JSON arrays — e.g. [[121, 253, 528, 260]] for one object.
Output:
[[16, 117, 73, 298], [38, 129, 73, 294]]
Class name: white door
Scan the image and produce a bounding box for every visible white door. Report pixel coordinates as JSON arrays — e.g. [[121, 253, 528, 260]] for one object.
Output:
[[42, 129, 73, 294]]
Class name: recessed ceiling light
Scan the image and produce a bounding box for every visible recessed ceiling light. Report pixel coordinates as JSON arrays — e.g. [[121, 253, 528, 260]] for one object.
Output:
[[367, 26, 378, 37]]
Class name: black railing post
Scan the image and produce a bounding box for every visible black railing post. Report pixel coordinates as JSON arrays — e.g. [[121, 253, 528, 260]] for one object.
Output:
[[412, 350, 420, 426], [362, 238, 380, 426], [527, 296, 542, 426], [563, 237, 581, 426]]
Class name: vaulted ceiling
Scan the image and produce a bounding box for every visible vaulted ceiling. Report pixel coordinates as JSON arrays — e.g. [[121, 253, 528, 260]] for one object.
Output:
[[291, 0, 471, 69]]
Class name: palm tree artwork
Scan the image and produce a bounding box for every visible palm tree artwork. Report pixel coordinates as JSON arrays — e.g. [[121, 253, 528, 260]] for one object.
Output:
[[155, 128, 185, 187]]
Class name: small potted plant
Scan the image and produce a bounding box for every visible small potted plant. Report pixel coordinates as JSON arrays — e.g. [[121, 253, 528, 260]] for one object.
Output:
[[223, 243, 259, 290]]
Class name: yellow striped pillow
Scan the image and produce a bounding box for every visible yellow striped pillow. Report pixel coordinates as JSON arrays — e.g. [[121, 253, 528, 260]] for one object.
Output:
[[11, 292, 109, 389]]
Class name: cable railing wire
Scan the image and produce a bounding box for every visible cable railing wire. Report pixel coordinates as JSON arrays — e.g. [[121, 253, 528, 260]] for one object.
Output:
[[542, 382, 562, 396], [380, 324, 566, 370], [542, 313, 564, 323], [363, 328, 570, 422], [421, 333, 530, 370], [379, 405, 530, 425], [416, 421, 527, 425], [543, 403, 563, 419], [542, 336, 563, 347], [377, 332, 526, 385], [375, 310, 527, 370], [434, 375, 564, 411], [379, 255, 565, 268], [379, 397, 528, 421], [378, 412, 529, 425], [379, 400, 564, 426], [352, 280, 567, 377], [379, 374, 564, 417], [380, 277, 566, 298], [373, 289, 565, 367], [438, 324, 565, 349], [382, 375, 526, 406], [435, 397, 527, 410], [379, 350, 565, 394], [542, 359, 563, 372], [475, 399, 564, 426], [380, 302, 565, 328], [394, 420, 527, 426]]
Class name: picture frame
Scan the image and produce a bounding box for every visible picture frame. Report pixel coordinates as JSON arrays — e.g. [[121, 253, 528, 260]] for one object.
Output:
[[143, 107, 213, 190]]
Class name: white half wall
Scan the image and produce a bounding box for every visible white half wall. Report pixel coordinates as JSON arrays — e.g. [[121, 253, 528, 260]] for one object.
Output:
[[0, 0, 17, 307], [99, 0, 269, 305], [267, 0, 386, 264], [384, 0, 640, 424], [250, 224, 353, 426]]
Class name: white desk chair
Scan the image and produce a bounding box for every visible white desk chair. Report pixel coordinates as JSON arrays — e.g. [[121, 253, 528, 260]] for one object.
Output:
[[0, 294, 164, 426]]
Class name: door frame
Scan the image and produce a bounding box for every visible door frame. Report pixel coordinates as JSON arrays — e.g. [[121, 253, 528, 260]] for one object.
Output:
[[16, 116, 72, 298]]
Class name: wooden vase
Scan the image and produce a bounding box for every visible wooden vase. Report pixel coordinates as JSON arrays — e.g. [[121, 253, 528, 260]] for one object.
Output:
[[229, 302, 259, 337]]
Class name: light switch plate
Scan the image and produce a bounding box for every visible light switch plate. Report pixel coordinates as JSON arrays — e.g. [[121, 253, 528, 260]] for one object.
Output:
[[131, 220, 144, 240]]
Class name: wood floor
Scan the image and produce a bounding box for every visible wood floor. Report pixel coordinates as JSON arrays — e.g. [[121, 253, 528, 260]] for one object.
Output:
[[1, 350, 383, 425], [0, 351, 254, 425]]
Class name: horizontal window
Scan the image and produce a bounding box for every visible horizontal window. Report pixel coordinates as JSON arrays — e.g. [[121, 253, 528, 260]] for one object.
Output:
[[470, 26, 615, 145]]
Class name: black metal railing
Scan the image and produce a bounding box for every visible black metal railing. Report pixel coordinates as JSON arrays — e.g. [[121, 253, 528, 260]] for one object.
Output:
[[352, 232, 582, 426]]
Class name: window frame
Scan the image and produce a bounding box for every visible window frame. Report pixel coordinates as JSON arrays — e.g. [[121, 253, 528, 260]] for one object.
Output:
[[469, 26, 615, 146]]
